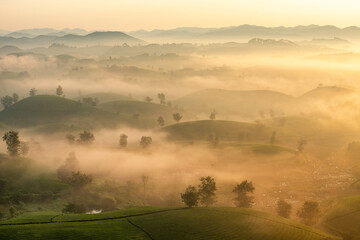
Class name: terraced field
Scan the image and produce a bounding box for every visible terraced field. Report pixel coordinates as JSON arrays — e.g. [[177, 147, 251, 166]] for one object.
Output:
[[322, 195, 360, 239], [0, 207, 340, 240]]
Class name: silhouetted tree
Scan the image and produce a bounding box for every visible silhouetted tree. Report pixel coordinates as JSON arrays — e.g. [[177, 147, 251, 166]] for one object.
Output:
[[12, 93, 19, 103], [181, 185, 199, 208], [297, 201, 320, 225], [173, 113, 182, 123], [209, 110, 217, 120], [157, 116, 165, 127], [144, 96, 153, 102], [120, 134, 128, 147], [29, 88, 37, 96], [140, 136, 152, 148], [233, 180, 255, 208], [198, 176, 217, 207], [20, 141, 29, 155], [297, 138, 307, 152], [1, 96, 14, 108], [276, 199, 292, 218], [157, 93, 166, 105], [65, 133, 76, 144], [82, 97, 97, 106], [77, 131, 95, 145], [56, 85, 64, 96], [57, 152, 80, 181], [2, 131, 20, 156]]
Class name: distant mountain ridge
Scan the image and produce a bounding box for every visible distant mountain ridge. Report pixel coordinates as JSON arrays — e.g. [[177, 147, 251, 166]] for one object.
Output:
[[0, 31, 145, 48]]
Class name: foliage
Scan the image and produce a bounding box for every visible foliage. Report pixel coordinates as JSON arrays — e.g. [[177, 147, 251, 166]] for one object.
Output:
[[56, 85, 64, 96], [2, 131, 21, 156], [64, 171, 93, 188], [65, 133, 76, 144], [209, 110, 216, 120], [77, 131, 95, 144], [62, 202, 86, 214], [144, 96, 152, 102], [297, 201, 320, 226], [173, 113, 182, 122], [157, 116, 165, 126], [198, 176, 217, 207], [276, 199, 292, 218], [1, 95, 14, 108], [232, 180, 255, 208], [12, 93, 19, 103], [29, 88, 37, 97], [120, 134, 128, 147], [157, 93, 166, 105], [82, 97, 99, 106], [181, 185, 199, 208], [140, 136, 152, 148], [57, 152, 80, 182]]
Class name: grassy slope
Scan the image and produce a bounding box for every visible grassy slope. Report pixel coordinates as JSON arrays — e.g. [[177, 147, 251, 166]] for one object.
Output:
[[0, 95, 127, 130], [323, 195, 360, 238], [0, 207, 339, 240], [76, 92, 132, 104], [98, 100, 194, 127], [162, 120, 273, 141]]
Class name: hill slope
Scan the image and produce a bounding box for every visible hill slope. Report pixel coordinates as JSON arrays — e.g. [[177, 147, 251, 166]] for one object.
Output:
[[0, 207, 339, 240], [0, 95, 122, 129]]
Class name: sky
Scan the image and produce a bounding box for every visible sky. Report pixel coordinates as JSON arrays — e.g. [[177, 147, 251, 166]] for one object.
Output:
[[0, 0, 360, 31]]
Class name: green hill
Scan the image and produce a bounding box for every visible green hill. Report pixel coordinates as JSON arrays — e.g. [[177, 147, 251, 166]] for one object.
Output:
[[323, 195, 360, 239], [0, 95, 123, 130], [174, 89, 298, 120], [0, 207, 339, 240], [77, 92, 133, 104], [162, 120, 273, 141], [98, 100, 195, 127]]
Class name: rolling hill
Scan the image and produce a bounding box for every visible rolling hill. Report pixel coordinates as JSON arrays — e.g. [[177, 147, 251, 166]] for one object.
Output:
[[162, 120, 273, 141], [0, 207, 339, 240], [300, 86, 354, 101], [0, 95, 124, 130], [322, 195, 360, 239], [174, 89, 298, 120], [98, 100, 195, 127], [76, 92, 133, 104]]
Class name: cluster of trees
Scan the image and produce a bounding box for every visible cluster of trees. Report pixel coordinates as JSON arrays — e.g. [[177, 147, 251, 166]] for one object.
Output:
[[66, 131, 95, 145], [2, 131, 29, 156], [82, 97, 99, 106], [0, 93, 19, 109], [276, 199, 320, 225], [181, 177, 255, 209]]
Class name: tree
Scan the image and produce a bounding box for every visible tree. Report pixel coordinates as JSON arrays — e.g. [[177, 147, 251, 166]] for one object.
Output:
[[29, 88, 37, 96], [297, 201, 320, 226], [120, 134, 128, 147], [77, 131, 95, 145], [144, 96, 152, 102], [198, 176, 217, 207], [2, 131, 21, 156], [181, 185, 199, 208], [62, 202, 86, 214], [65, 133, 76, 144], [276, 199, 292, 218], [12, 93, 19, 103], [157, 93, 166, 105], [20, 141, 29, 155], [9, 206, 18, 217], [140, 136, 152, 148], [173, 113, 182, 123], [57, 152, 80, 181], [1, 95, 14, 108], [209, 110, 217, 120], [56, 85, 64, 96], [297, 138, 307, 152], [232, 180, 255, 208], [270, 131, 276, 144], [157, 116, 165, 127], [82, 97, 97, 106]]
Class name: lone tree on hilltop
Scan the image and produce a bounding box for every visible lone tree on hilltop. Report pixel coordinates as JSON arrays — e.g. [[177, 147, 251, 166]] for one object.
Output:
[[29, 88, 37, 96], [209, 110, 217, 120], [233, 180, 255, 208], [2, 131, 21, 156], [120, 134, 128, 147], [173, 113, 182, 123], [144, 96, 152, 102], [297, 201, 320, 226], [181, 185, 199, 208], [56, 85, 64, 96], [1, 96, 14, 109], [198, 176, 217, 207], [157, 116, 165, 127], [77, 131, 95, 145], [276, 199, 292, 218]]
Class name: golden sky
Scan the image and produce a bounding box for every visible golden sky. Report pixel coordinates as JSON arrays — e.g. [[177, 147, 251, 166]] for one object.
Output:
[[0, 0, 359, 31]]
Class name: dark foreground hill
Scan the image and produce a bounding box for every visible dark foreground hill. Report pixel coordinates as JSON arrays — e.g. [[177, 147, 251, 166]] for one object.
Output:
[[0, 207, 339, 240]]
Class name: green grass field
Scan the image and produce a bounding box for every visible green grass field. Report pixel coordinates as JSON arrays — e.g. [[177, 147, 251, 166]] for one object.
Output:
[[0, 207, 340, 240], [322, 195, 360, 239]]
